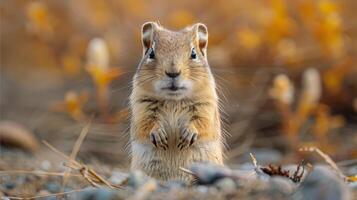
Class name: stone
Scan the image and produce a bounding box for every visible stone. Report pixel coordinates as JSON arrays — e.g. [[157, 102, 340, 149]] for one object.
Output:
[[127, 170, 151, 189], [45, 182, 61, 193], [189, 162, 232, 184], [293, 166, 350, 200], [67, 187, 117, 200], [215, 177, 237, 192]]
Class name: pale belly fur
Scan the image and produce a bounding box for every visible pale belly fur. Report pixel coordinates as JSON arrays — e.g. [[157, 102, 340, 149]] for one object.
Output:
[[131, 139, 223, 181], [130, 100, 223, 181]]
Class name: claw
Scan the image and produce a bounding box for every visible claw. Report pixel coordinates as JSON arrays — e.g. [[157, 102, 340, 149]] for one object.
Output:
[[178, 128, 198, 150], [150, 133, 157, 147], [150, 128, 168, 150], [189, 133, 197, 146]]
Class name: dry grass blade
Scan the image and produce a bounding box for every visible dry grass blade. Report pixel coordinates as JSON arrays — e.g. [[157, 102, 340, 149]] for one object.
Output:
[[64, 161, 117, 189], [249, 153, 258, 167], [42, 140, 123, 190], [299, 146, 346, 181], [0, 170, 81, 177], [80, 166, 101, 187], [179, 167, 196, 176], [6, 188, 91, 200], [42, 140, 81, 168], [63, 119, 92, 187], [69, 119, 92, 161]]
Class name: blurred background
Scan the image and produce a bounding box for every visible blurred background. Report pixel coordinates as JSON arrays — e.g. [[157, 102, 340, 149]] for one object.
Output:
[[1, 0, 357, 169]]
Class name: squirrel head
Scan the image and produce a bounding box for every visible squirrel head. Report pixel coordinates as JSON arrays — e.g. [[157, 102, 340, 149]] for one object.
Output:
[[134, 22, 215, 100]]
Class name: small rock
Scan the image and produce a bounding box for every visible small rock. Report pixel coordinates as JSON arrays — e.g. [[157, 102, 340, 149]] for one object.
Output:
[[64, 186, 74, 192], [3, 181, 16, 190], [189, 162, 232, 184], [158, 180, 187, 192], [68, 187, 117, 200], [45, 182, 61, 193], [16, 176, 26, 185], [109, 170, 128, 185], [348, 181, 357, 189], [215, 177, 237, 192], [42, 197, 56, 200], [196, 185, 209, 193], [165, 180, 187, 189], [37, 189, 50, 195], [40, 160, 52, 171], [269, 176, 296, 194], [91, 188, 117, 200], [116, 187, 133, 200], [293, 166, 350, 200], [36, 190, 55, 200], [128, 170, 150, 189]]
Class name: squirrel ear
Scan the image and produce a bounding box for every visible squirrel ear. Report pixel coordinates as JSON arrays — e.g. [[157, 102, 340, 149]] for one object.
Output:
[[141, 22, 158, 53], [194, 23, 208, 54]]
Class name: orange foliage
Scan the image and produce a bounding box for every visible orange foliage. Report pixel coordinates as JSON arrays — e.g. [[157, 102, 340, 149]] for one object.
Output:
[[1, 0, 356, 152]]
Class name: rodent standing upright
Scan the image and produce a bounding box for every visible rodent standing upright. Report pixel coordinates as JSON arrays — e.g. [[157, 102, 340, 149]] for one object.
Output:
[[130, 22, 224, 181]]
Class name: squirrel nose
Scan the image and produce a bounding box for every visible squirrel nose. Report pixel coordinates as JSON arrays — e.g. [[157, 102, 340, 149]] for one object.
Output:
[[165, 71, 181, 78]]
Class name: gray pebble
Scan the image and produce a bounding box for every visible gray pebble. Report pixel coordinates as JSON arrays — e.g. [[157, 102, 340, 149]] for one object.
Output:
[[189, 162, 232, 184], [196, 185, 209, 193], [269, 176, 296, 194], [35, 190, 54, 200], [109, 170, 128, 185], [348, 181, 357, 189], [40, 160, 52, 171], [3, 181, 16, 190], [215, 177, 237, 192], [67, 187, 117, 200], [45, 182, 61, 193], [166, 180, 187, 188], [41, 196, 56, 200], [293, 166, 350, 200], [128, 170, 150, 189]]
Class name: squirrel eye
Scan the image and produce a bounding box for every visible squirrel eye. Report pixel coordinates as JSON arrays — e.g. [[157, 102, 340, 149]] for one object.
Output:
[[190, 48, 197, 59], [148, 48, 155, 59]]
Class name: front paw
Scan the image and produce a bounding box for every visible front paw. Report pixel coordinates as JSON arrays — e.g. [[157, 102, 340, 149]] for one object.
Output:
[[178, 127, 198, 150], [150, 127, 168, 150]]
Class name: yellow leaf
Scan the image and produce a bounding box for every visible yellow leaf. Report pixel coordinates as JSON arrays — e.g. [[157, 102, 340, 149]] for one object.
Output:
[[168, 10, 195, 28], [236, 28, 261, 50], [347, 175, 357, 182]]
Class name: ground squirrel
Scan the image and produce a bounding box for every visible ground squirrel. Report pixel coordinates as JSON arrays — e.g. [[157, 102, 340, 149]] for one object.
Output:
[[130, 22, 224, 181]]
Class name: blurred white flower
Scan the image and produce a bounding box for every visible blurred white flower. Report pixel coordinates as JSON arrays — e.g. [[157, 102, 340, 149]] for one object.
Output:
[[269, 74, 294, 105], [86, 38, 109, 69], [302, 68, 321, 104]]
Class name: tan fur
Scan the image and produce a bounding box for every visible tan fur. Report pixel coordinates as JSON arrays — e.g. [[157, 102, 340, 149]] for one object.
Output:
[[130, 22, 223, 181]]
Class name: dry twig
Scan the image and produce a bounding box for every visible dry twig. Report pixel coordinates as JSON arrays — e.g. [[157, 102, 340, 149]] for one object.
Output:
[[299, 146, 346, 181], [6, 188, 91, 200], [42, 140, 122, 189], [0, 170, 81, 177], [249, 153, 258, 168], [63, 119, 92, 187], [179, 167, 195, 176]]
